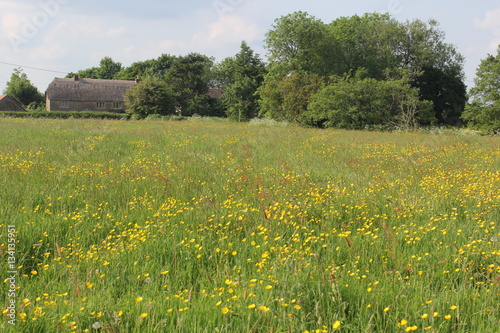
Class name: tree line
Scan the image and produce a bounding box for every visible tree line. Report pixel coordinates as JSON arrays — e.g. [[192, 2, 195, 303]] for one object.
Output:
[[3, 11, 500, 132]]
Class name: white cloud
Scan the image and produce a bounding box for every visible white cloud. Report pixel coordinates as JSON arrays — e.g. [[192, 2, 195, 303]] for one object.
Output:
[[474, 8, 500, 29], [0, 1, 36, 46], [159, 40, 189, 55], [0, 13, 25, 44], [0, 1, 36, 11], [474, 7, 500, 52], [30, 41, 69, 62], [191, 15, 260, 51], [105, 26, 127, 38]]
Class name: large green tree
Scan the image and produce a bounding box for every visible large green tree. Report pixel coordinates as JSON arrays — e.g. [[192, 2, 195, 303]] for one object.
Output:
[[329, 13, 400, 79], [4, 68, 44, 107], [329, 15, 466, 124], [215, 41, 266, 121], [395, 19, 467, 124], [260, 11, 466, 126], [164, 53, 214, 116], [97, 57, 123, 79], [258, 71, 324, 122], [114, 54, 176, 80], [264, 11, 335, 77], [462, 46, 500, 132], [68, 57, 123, 79], [114, 59, 157, 80], [124, 77, 175, 119]]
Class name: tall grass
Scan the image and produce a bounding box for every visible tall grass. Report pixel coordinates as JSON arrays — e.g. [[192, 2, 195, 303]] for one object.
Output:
[[0, 118, 499, 332]]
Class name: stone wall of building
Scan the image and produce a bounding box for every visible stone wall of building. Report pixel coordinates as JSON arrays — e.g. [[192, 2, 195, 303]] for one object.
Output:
[[47, 100, 125, 112]]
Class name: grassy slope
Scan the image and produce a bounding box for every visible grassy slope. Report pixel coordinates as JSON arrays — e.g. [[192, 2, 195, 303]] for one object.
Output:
[[0, 118, 499, 332]]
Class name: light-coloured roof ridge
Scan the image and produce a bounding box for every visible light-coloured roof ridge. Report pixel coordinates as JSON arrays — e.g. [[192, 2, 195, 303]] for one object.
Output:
[[53, 77, 136, 82]]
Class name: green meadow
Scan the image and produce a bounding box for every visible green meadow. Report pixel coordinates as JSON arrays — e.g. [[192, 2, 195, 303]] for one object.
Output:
[[0, 118, 499, 332]]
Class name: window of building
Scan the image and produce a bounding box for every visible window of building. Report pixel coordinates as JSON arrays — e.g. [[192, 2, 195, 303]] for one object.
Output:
[[112, 102, 122, 109], [59, 101, 69, 108], [96, 102, 106, 109]]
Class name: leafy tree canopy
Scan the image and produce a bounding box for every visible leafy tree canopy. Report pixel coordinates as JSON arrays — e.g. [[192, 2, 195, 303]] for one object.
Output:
[[164, 53, 214, 116], [215, 41, 267, 120], [265, 11, 334, 77], [67, 57, 123, 79], [4, 68, 44, 107], [124, 77, 175, 119], [114, 54, 176, 80], [462, 45, 500, 133], [306, 74, 435, 129], [258, 70, 324, 122], [261, 11, 466, 126]]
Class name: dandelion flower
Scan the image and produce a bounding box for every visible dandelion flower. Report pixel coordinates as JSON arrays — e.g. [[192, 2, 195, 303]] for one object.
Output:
[[139, 313, 147, 318], [333, 320, 341, 329], [221, 307, 230, 314]]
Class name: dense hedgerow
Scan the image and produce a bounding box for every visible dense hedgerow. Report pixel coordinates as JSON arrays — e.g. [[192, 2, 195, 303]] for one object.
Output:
[[0, 111, 130, 120]]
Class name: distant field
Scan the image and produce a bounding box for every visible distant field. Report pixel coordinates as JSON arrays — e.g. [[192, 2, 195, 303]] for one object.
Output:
[[0, 118, 499, 333]]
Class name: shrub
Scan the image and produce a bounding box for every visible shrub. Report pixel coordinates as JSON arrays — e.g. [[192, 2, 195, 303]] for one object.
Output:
[[305, 77, 435, 129], [124, 78, 175, 119]]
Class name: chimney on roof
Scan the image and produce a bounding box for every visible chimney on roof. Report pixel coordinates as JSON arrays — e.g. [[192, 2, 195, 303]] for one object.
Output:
[[135, 75, 141, 83], [73, 74, 79, 81]]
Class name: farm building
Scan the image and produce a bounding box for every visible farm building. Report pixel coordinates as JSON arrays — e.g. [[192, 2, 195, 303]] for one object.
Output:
[[0, 95, 26, 112], [45, 75, 138, 112]]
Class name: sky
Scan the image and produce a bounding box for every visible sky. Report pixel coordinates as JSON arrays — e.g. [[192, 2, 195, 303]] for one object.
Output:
[[1, 0, 500, 94]]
